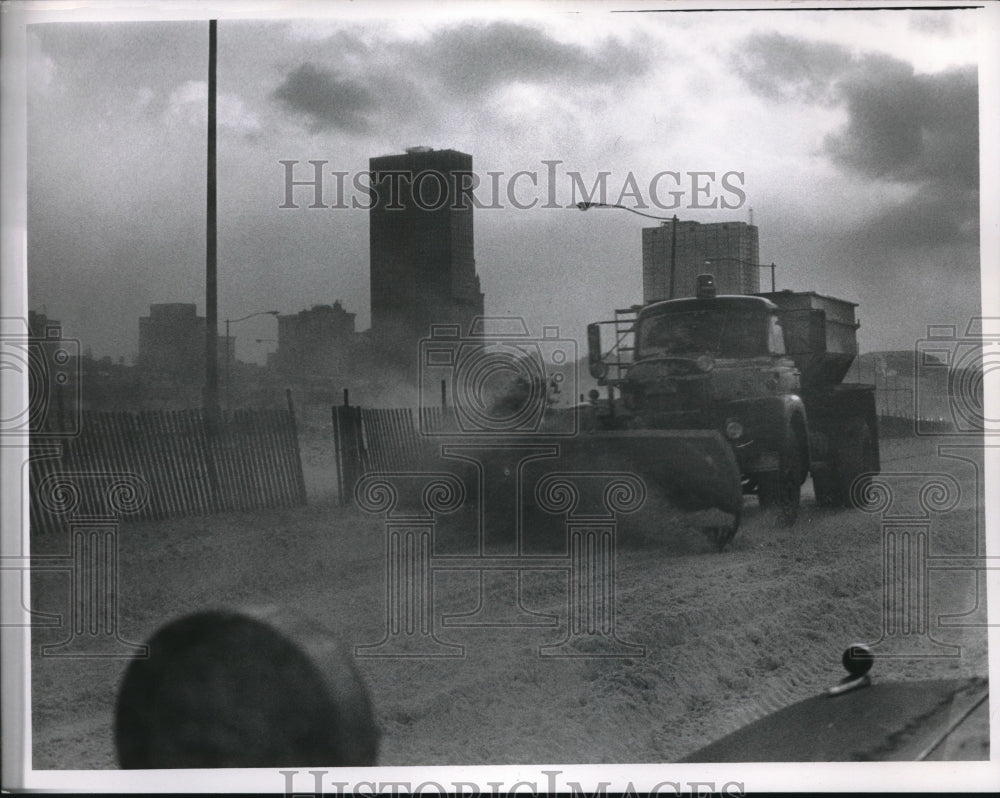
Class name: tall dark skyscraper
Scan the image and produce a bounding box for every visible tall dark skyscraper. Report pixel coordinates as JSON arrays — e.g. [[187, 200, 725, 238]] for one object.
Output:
[[369, 147, 484, 367]]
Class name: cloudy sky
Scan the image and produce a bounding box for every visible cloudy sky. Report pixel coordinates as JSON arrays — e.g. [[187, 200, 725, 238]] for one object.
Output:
[[22, 1, 991, 364]]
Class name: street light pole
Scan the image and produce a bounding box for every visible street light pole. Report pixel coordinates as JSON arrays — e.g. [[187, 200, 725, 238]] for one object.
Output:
[[224, 310, 279, 405], [576, 202, 681, 297], [204, 19, 219, 421]]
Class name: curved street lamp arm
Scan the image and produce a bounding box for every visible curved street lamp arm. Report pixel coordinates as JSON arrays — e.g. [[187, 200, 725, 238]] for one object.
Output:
[[575, 202, 677, 222], [228, 310, 280, 324]]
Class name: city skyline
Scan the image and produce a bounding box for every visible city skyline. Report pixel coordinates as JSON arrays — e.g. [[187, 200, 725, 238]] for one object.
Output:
[[19, 4, 990, 370]]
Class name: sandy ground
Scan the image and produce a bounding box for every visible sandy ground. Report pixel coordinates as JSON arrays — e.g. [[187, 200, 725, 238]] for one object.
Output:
[[27, 431, 989, 769]]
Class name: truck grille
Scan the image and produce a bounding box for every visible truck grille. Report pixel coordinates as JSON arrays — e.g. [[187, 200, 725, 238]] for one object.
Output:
[[642, 380, 708, 413]]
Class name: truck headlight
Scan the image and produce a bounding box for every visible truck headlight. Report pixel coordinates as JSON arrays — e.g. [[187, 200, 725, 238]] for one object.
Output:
[[725, 419, 744, 440]]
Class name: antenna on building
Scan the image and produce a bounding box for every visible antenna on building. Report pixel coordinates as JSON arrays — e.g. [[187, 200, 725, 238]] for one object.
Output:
[[749, 207, 754, 226]]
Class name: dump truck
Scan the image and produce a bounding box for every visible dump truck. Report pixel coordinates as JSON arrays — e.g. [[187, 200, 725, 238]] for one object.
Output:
[[585, 274, 880, 549]]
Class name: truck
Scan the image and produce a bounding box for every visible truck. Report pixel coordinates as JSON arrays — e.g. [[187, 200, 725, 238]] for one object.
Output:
[[585, 273, 880, 549]]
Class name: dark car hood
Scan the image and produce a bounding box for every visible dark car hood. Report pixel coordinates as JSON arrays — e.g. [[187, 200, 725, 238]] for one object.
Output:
[[681, 677, 988, 762]]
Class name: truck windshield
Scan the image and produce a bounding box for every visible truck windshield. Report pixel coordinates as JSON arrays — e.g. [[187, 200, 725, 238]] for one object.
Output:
[[637, 307, 769, 359]]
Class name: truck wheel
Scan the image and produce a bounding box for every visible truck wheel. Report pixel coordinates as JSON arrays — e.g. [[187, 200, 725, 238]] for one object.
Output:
[[702, 505, 741, 552], [702, 523, 738, 552], [836, 419, 877, 508], [758, 434, 801, 526], [811, 467, 837, 507]]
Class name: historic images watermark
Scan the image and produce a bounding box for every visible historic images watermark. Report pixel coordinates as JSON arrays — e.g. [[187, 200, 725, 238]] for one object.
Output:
[[418, 318, 576, 437], [3, 470, 150, 659], [353, 317, 648, 659], [279, 768, 746, 797], [851, 464, 995, 660], [914, 318, 1000, 436], [0, 316, 81, 439], [278, 160, 747, 211], [848, 317, 999, 658], [1, 316, 147, 658]]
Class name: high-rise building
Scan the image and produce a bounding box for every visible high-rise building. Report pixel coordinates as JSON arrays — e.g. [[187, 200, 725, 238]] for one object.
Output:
[[642, 220, 760, 302], [369, 147, 484, 366]]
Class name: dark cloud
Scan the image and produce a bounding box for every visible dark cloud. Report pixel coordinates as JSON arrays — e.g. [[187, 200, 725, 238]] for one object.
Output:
[[273, 63, 375, 133], [731, 32, 850, 104], [825, 60, 978, 251], [270, 22, 649, 137], [734, 33, 977, 189], [408, 21, 649, 96], [734, 32, 978, 250], [845, 185, 978, 250], [824, 62, 977, 188]]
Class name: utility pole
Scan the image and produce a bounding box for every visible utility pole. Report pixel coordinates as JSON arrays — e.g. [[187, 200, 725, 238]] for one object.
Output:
[[204, 19, 219, 420], [668, 215, 678, 299]]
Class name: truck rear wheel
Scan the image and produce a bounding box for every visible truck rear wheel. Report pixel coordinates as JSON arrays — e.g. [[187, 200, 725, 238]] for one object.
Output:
[[758, 434, 801, 526], [835, 419, 877, 508], [814, 419, 876, 508], [811, 466, 837, 507]]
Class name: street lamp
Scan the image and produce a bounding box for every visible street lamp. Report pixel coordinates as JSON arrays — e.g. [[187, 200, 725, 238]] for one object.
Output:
[[704, 257, 776, 293], [577, 202, 681, 297], [225, 310, 279, 402], [576, 201, 678, 222]]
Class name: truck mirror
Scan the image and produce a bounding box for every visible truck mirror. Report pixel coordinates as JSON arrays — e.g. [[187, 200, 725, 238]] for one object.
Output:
[[587, 323, 608, 380]]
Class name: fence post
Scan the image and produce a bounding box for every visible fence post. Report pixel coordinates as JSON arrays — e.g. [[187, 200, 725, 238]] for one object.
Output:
[[285, 389, 308, 505], [332, 404, 362, 506]]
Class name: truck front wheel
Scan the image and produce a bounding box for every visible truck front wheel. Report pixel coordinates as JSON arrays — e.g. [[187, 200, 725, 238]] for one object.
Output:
[[757, 433, 802, 526]]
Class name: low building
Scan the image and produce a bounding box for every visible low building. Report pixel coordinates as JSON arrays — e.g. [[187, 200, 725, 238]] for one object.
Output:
[[275, 301, 357, 379], [138, 303, 232, 381]]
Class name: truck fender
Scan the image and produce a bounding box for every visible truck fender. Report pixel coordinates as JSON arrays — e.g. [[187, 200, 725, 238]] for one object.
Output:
[[740, 394, 809, 468]]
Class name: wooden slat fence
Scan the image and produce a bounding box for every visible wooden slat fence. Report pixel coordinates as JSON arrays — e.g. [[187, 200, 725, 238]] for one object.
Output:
[[332, 406, 460, 504], [31, 400, 306, 531]]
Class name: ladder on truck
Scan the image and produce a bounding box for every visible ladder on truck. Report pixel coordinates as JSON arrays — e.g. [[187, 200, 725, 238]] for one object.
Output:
[[593, 306, 641, 386]]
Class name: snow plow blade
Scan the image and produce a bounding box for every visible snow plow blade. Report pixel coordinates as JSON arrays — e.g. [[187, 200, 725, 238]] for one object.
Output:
[[554, 429, 743, 517]]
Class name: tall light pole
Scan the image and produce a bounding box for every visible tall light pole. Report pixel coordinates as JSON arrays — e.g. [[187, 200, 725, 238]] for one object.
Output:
[[225, 310, 279, 403], [576, 202, 679, 297], [704, 257, 777, 293], [204, 19, 219, 420]]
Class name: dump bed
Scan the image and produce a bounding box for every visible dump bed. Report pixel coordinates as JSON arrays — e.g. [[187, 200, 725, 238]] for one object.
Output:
[[758, 290, 860, 388]]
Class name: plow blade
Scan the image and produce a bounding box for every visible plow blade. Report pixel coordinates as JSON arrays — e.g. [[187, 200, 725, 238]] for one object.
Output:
[[554, 429, 743, 518]]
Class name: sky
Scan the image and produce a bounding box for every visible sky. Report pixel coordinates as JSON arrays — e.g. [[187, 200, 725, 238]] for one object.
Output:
[[21, 1, 991, 365]]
